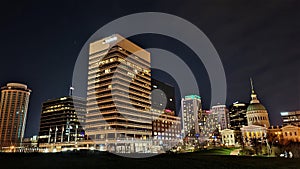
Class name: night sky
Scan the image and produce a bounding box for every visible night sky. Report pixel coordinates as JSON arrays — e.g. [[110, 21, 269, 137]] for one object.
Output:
[[0, 0, 299, 137]]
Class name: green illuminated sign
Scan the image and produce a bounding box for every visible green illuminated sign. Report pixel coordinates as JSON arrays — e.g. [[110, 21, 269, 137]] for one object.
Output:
[[185, 95, 201, 99]]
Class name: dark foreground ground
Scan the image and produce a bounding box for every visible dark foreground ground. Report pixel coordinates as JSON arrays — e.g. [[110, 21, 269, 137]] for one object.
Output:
[[0, 151, 299, 169]]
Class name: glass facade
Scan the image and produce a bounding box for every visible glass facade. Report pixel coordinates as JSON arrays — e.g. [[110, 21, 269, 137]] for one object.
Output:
[[38, 96, 86, 144], [228, 102, 248, 130]]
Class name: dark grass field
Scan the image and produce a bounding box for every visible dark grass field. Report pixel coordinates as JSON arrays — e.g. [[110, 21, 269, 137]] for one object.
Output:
[[1, 151, 299, 169]]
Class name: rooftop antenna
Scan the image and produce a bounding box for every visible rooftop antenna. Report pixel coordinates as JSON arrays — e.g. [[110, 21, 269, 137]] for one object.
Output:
[[69, 86, 74, 96]]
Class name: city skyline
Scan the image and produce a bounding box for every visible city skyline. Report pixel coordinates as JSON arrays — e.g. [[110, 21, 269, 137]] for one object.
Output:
[[0, 77, 293, 138], [0, 0, 299, 138], [0, 46, 296, 153]]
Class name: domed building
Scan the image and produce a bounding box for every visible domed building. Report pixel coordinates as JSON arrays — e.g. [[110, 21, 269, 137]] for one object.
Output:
[[246, 79, 270, 128], [241, 79, 271, 145]]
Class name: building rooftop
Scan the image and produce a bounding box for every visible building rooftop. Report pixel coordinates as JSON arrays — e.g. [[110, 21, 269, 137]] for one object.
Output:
[[1, 82, 31, 92]]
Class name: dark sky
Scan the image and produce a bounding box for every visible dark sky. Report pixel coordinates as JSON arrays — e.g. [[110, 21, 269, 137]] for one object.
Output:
[[0, 0, 299, 137]]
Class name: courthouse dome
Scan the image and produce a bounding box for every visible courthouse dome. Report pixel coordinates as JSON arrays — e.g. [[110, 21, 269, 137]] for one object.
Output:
[[247, 103, 266, 112], [246, 78, 270, 128]]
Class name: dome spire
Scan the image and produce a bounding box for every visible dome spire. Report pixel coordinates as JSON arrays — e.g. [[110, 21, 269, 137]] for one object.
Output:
[[250, 77, 255, 94], [250, 78, 259, 104]]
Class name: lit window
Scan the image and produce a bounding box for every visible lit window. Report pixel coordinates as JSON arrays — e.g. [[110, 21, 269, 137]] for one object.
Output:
[[127, 72, 134, 78]]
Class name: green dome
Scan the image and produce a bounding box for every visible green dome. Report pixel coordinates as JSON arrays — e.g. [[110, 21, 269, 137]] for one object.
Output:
[[247, 103, 266, 112]]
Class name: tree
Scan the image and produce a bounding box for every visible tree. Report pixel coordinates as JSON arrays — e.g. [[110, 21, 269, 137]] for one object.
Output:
[[250, 138, 262, 155], [266, 133, 280, 155]]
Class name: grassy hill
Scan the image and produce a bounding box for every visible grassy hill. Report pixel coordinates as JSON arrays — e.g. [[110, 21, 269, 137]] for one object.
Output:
[[0, 151, 299, 169]]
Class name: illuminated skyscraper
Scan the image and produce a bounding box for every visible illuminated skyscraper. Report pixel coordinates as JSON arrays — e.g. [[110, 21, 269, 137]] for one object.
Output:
[[199, 110, 214, 139], [210, 104, 229, 130], [199, 105, 229, 141], [86, 34, 152, 152], [0, 83, 31, 147], [181, 95, 202, 138]]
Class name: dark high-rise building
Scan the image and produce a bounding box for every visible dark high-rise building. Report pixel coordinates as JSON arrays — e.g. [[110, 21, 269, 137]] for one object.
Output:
[[0, 83, 31, 148], [228, 101, 248, 130], [151, 79, 175, 111], [38, 96, 86, 144], [151, 79, 180, 148], [86, 34, 152, 153]]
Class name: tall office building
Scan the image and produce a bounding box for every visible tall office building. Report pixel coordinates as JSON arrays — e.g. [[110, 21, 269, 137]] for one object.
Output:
[[281, 111, 300, 126], [0, 83, 31, 147], [228, 101, 248, 130], [38, 96, 86, 145], [199, 110, 214, 139], [199, 107, 228, 141], [86, 34, 152, 152], [181, 95, 202, 138], [198, 105, 229, 141], [210, 104, 229, 130], [151, 79, 181, 148]]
